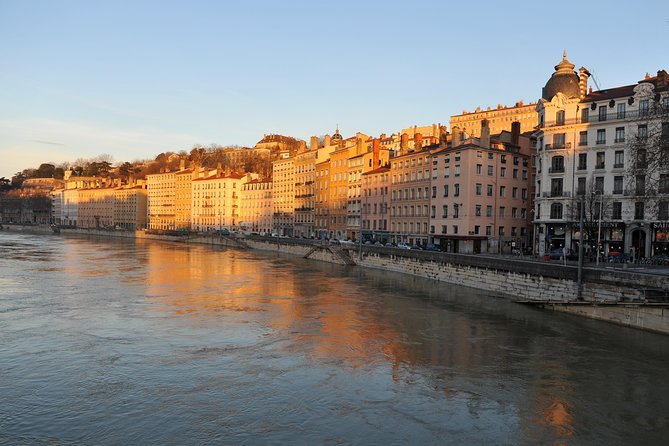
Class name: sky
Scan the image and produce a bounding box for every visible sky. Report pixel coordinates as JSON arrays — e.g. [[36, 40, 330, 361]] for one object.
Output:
[[1, 0, 667, 179]]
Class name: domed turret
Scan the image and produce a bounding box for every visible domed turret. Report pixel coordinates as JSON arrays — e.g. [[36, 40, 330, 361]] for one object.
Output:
[[331, 126, 343, 142], [542, 51, 581, 100]]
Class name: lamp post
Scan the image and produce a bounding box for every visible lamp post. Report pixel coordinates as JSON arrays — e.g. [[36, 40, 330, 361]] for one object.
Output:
[[596, 193, 603, 266]]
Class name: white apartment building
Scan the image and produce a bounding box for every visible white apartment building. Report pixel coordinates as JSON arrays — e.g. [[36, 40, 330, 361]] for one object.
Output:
[[535, 53, 669, 258]]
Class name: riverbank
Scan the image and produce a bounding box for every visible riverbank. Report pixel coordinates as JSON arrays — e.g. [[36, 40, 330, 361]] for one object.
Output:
[[4, 224, 668, 334]]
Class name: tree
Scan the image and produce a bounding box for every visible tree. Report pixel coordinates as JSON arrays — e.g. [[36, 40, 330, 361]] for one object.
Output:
[[625, 96, 669, 217], [35, 163, 55, 178], [566, 175, 614, 255]]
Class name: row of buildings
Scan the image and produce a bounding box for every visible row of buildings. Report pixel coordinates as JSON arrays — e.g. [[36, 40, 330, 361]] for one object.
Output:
[[6, 55, 668, 258]]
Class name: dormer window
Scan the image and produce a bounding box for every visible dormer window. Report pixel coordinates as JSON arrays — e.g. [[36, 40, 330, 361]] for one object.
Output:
[[556, 110, 565, 125]]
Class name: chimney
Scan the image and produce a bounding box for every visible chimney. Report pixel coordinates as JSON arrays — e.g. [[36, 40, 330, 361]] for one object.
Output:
[[452, 126, 462, 148], [480, 119, 490, 149], [324, 134, 331, 147], [400, 133, 409, 153], [356, 137, 364, 155], [179, 159, 185, 171], [299, 140, 307, 152], [579, 67, 591, 99], [372, 138, 380, 168], [414, 133, 423, 151], [511, 121, 521, 145], [310, 136, 318, 150]]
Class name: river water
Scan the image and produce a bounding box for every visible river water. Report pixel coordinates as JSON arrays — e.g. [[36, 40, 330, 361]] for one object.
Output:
[[1, 232, 668, 445]]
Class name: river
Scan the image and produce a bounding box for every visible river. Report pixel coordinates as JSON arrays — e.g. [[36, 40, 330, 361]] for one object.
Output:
[[1, 232, 668, 445]]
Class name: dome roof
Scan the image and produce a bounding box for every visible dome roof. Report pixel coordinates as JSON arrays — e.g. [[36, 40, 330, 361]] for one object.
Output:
[[331, 126, 343, 141], [542, 52, 581, 100]]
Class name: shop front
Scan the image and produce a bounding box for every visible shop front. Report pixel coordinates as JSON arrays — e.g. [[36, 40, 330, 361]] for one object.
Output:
[[651, 222, 669, 256]]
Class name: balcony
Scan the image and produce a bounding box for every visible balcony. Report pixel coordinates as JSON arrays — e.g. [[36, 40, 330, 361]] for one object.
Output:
[[548, 166, 565, 173], [596, 140, 606, 145], [538, 109, 651, 129], [613, 163, 624, 169], [545, 142, 571, 151], [614, 138, 625, 143]]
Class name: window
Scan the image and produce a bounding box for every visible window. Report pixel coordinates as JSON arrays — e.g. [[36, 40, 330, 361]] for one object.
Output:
[[475, 183, 482, 195], [453, 225, 459, 234], [431, 186, 436, 198], [487, 184, 493, 196], [635, 202, 644, 220], [554, 133, 566, 149], [578, 153, 587, 170], [579, 131, 588, 146], [660, 174, 669, 194], [636, 175, 646, 195], [612, 202, 622, 220], [455, 165, 461, 177], [476, 164, 482, 175], [454, 184, 460, 197], [522, 188, 528, 200], [615, 127, 625, 143], [664, 97, 669, 111], [599, 105, 607, 121], [551, 178, 563, 197], [488, 153, 493, 160], [498, 226, 505, 236], [577, 177, 586, 195], [556, 110, 565, 125], [551, 156, 565, 173], [445, 167, 450, 177], [637, 148, 648, 168], [596, 152, 605, 169], [474, 225, 480, 235], [441, 205, 447, 218], [513, 169, 518, 179], [501, 155, 507, 164], [486, 205, 493, 217], [431, 205, 436, 218], [638, 124, 648, 139], [512, 207, 518, 218], [475, 205, 481, 216], [500, 186, 506, 197], [501, 167, 506, 177], [487, 165, 494, 176], [659, 201, 669, 220], [613, 176, 623, 194], [617, 103, 626, 119], [596, 129, 606, 144], [614, 151, 624, 168], [443, 185, 449, 197], [441, 225, 447, 234], [639, 99, 650, 117], [486, 226, 492, 236], [512, 187, 518, 198], [595, 176, 604, 194], [581, 108, 590, 123], [499, 206, 505, 217]]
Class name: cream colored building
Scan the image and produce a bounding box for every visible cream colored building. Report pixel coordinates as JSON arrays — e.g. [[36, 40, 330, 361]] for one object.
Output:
[[114, 183, 147, 230], [78, 187, 117, 229], [240, 178, 273, 234], [146, 170, 177, 230], [191, 170, 257, 232], [450, 102, 537, 141], [175, 166, 197, 230], [314, 159, 330, 238], [272, 153, 295, 236]]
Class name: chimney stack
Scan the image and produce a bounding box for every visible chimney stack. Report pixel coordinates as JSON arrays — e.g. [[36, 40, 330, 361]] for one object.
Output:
[[179, 159, 186, 171], [324, 134, 331, 147], [400, 133, 409, 153], [310, 136, 318, 150], [579, 67, 591, 99], [414, 133, 423, 151], [480, 119, 490, 149], [372, 138, 380, 168], [511, 121, 521, 145], [452, 126, 462, 148]]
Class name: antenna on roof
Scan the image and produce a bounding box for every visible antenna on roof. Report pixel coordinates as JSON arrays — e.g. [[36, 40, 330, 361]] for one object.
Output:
[[590, 69, 602, 91]]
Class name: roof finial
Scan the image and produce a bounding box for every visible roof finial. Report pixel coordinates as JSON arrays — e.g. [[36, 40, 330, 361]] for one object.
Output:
[[563, 50, 567, 60]]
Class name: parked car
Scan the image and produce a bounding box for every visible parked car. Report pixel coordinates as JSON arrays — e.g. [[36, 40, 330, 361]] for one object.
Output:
[[396, 242, 411, 249], [548, 248, 579, 260], [424, 244, 442, 252]]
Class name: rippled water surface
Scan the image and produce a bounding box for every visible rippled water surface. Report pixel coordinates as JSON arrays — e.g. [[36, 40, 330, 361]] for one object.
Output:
[[1, 232, 668, 445]]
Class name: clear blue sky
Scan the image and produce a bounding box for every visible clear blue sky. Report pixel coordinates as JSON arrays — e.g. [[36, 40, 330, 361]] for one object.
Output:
[[1, 0, 667, 178]]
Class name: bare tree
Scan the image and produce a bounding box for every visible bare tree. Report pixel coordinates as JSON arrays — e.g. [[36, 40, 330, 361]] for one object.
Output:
[[625, 98, 669, 217]]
